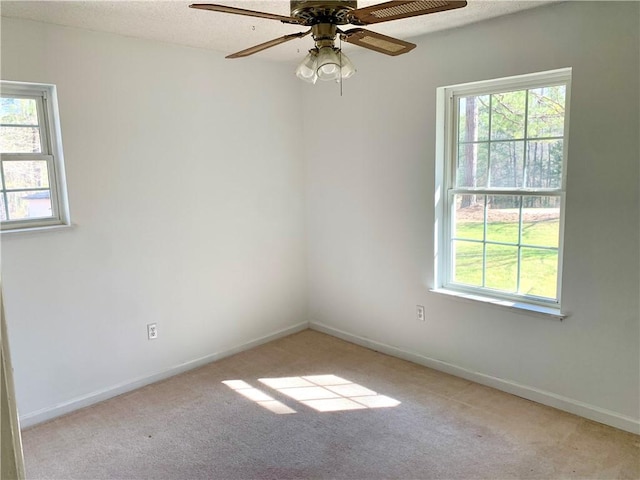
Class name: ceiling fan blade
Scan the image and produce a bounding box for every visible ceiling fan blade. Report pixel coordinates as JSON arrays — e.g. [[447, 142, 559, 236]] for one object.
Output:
[[350, 0, 467, 25], [226, 30, 311, 59], [189, 4, 301, 24], [341, 28, 416, 56]]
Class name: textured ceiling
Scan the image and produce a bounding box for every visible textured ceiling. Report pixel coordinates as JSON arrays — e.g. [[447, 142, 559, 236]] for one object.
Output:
[[1, 1, 558, 62]]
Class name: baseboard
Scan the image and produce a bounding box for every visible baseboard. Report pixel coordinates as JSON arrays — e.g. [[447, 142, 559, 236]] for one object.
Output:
[[310, 321, 640, 435], [19, 321, 308, 429]]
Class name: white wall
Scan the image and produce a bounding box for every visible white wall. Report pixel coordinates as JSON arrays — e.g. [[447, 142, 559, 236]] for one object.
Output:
[[1, 18, 307, 423], [305, 1, 639, 430]]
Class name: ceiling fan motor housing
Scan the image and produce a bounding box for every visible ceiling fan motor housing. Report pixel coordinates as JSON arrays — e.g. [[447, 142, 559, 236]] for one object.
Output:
[[290, 1, 358, 25]]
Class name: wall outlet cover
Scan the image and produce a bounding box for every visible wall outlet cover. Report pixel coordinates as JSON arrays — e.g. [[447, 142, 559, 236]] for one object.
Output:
[[147, 323, 158, 340]]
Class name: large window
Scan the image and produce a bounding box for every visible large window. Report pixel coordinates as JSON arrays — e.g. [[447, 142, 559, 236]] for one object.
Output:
[[1, 81, 69, 231], [435, 69, 571, 312]]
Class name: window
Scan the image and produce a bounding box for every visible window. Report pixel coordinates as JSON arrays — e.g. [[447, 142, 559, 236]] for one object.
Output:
[[1, 81, 69, 231], [435, 69, 571, 312]]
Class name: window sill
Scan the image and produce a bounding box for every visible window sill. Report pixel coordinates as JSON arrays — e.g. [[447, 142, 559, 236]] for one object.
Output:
[[430, 288, 566, 320], [1, 223, 74, 236]]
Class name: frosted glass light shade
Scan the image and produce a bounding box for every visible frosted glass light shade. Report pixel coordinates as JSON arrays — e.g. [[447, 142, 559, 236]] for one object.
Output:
[[296, 51, 318, 84], [339, 51, 356, 79], [316, 47, 341, 82]]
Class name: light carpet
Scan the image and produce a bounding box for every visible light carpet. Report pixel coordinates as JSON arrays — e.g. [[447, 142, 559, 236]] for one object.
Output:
[[21, 330, 640, 479]]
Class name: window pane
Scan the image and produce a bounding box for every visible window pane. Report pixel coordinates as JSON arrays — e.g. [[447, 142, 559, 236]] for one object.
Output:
[[0, 194, 6, 221], [489, 141, 524, 188], [521, 196, 560, 247], [486, 195, 520, 244], [0, 126, 42, 153], [452, 240, 483, 286], [485, 244, 517, 291], [0, 97, 39, 125], [454, 194, 484, 241], [457, 143, 488, 188], [6, 189, 52, 220], [490, 90, 526, 140], [520, 247, 558, 299], [525, 139, 563, 188], [458, 95, 490, 143], [527, 86, 566, 139], [3, 160, 50, 189]]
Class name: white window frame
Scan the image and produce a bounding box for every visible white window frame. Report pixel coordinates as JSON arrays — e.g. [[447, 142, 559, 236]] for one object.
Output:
[[434, 69, 571, 316], [1, 81, 70, 232]]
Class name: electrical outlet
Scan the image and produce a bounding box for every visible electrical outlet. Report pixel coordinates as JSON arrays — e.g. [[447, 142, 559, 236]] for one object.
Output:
[[147, 323, 158, 340], [416, 305, 425, 322]]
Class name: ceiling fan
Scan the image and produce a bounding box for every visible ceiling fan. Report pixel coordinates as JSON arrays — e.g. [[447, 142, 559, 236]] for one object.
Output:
[[190, 1, 467, 83]]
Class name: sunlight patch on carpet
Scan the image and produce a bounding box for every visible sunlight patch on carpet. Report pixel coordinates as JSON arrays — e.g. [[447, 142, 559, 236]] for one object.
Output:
[[223, 375, 400, 414]]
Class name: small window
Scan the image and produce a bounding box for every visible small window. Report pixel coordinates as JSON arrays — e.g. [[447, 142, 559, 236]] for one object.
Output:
[[1, 81, 70, 231], [435, 69, 571, 310]]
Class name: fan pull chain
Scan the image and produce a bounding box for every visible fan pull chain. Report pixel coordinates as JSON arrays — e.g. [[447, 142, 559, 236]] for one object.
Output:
[[339, 35, 343, 97]]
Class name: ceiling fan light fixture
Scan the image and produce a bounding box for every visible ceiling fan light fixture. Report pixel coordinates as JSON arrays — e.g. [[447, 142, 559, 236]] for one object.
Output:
[[191, 1, 469, 82], [296, 49, 318, 83], [316, 46, 341, 81]]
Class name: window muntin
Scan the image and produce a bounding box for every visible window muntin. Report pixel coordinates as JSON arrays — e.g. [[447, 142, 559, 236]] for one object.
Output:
[[440, 70, 570, 307], [1, 82, 69, 231]]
